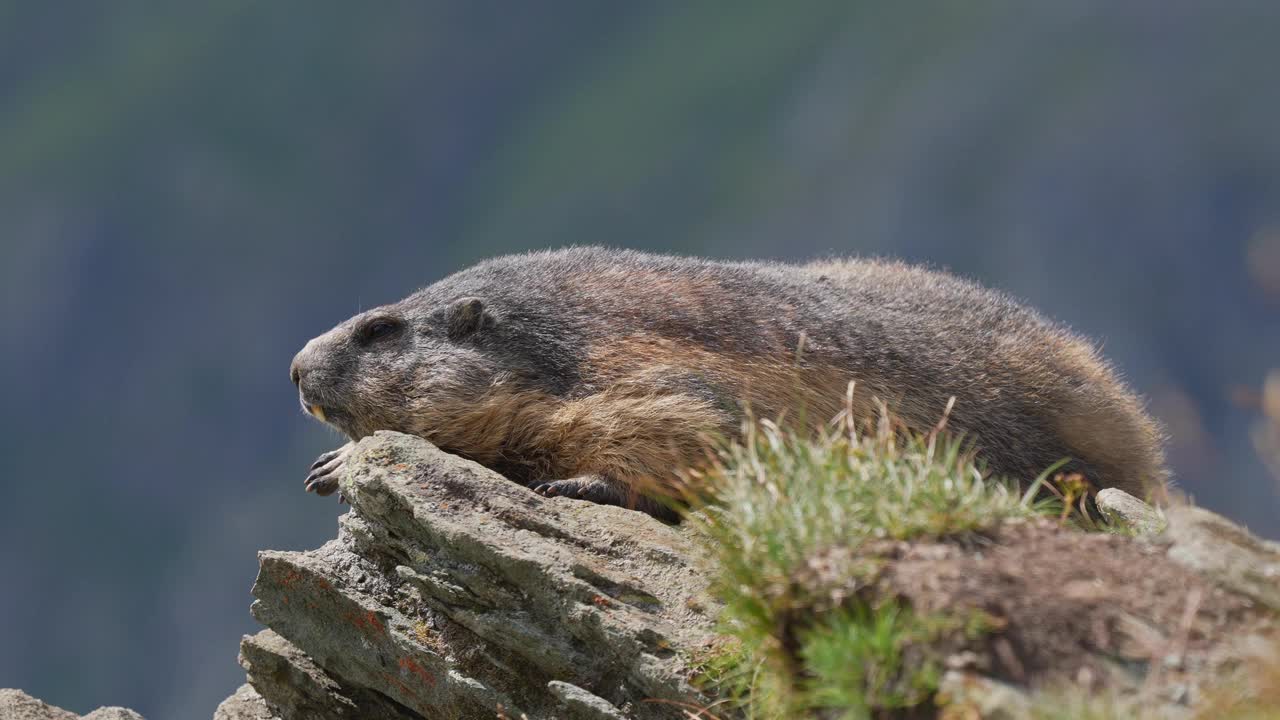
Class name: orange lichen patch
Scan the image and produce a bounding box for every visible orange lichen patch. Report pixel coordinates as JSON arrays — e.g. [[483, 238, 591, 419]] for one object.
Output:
[[275, 567, 339, 606], [345, 610, 387, 637], [591, 594, 613, 609], [381, 671, 418, 699], [278, 569, 303, 588], [398, 657, 437, 687]]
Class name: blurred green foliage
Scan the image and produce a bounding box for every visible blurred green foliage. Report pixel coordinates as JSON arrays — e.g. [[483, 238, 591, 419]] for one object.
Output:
[[3, 2, 1280, 716]]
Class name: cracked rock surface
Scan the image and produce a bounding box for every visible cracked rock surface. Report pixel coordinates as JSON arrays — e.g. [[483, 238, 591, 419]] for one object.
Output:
[[211, 432, 1280, 719], [224, 431, 719, 720]]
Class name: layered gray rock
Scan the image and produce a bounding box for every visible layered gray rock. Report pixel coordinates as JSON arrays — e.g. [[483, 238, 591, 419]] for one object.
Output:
[[0, 690, 143, 720], [1096, 487, 1166, 534], [1163, 504, 1280, 611], [212, 684, 272, 720], [239, 431, 718, 719]]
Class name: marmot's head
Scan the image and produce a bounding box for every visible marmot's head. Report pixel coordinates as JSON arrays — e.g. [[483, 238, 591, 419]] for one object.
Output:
[[290, 295, 510, 441]]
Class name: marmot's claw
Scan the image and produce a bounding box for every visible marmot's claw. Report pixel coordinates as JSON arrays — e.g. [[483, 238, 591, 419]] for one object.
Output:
[[305, 476, 339, 496], [311, 448, 342, 470], [305, 442, 353, 497]]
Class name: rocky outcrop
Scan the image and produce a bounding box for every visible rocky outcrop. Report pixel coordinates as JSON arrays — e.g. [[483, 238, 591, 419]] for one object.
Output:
[[216, 431, 1280, 719], [8, 433, 1278, 719], [1163, 504, 1280, 612], [223, 431, 719, 720], [0, 690, 143, 720]]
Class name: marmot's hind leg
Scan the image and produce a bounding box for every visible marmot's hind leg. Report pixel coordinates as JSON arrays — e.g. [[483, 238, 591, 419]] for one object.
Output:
[[532, 475, 679, 522]]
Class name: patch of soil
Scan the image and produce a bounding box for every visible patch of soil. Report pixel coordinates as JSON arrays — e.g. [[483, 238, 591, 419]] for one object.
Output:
[[873, 519, 1274, 695]]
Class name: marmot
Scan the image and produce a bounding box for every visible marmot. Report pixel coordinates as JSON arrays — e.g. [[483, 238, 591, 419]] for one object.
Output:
[[290, 247, 1167, 519]]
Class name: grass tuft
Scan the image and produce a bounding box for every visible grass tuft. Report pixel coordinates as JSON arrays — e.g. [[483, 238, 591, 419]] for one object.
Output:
[[687, 399, 1068, 718]]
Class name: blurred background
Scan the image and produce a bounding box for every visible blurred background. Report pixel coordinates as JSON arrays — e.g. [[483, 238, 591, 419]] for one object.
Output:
[[3, 2, 1280, 717]]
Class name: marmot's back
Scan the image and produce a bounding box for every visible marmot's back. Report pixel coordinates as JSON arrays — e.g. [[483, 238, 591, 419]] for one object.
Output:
[[292, 248, 1167, 518]]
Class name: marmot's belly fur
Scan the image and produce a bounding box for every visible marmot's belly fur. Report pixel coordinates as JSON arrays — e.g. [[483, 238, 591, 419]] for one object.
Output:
[[290, 247, 1167, 519]]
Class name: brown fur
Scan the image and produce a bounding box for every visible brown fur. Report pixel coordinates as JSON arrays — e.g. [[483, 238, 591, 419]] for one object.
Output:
[[290, 248, 1169, 519]]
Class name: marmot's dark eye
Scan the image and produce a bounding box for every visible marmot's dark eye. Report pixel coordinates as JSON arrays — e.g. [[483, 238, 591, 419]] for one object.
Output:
[[359, 318, 400, 345]]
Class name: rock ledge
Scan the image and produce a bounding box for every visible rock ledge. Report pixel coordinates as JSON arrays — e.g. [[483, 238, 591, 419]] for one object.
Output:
[[228, 431, 718, 720]]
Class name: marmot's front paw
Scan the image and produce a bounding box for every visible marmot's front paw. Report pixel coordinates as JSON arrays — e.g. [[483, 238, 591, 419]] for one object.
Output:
[[532, 476, 680, 522], [532, 476, 627, 506], [305, 442, 353, 497]]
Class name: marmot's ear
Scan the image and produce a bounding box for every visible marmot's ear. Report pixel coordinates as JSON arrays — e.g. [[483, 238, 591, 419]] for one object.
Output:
[[446, 296, 493, 340]]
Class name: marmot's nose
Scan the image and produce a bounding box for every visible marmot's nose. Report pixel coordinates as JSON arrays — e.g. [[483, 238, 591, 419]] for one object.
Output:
[[292, 332, 336, 387], [289, 350, 308, 386]]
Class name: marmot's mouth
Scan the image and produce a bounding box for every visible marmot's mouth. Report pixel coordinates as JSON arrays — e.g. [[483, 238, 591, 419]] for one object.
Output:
[[298, 391, 359, 438], [297, 390, 330, 422]]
